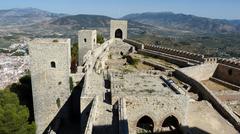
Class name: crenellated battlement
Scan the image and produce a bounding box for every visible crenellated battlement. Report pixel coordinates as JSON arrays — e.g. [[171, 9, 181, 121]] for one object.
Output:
[[144, 44, 205, 62], [217, 58, 240, 68], [204, 57, 218, 63]]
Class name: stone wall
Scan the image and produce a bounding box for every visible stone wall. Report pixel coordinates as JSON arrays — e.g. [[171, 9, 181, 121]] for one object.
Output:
[[118, 98, 129, 134], [143, 44, 205, 63], [110, 20, 128, 39], [78, 30, 97, 65], [83, 97, 98, 134], [213, 63, 240, 87], [138, 49, 195, 67], [28, 38, 71, 134], [204, 57, 218, 64], [174, 69, 240, 131], [124, 95, 188, 133], [210, 77, 240, 91], [176, 63, 218, 81], [123, 39, 144, 50], [81, 39, 113, 96], [218, 58, 240, 69]]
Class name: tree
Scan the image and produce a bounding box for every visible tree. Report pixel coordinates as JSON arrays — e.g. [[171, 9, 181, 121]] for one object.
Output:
[[71, 43, 78, 73], [9, 75, 34, 122], [0, 90, 36, 134], [97, 33, 104, 44]]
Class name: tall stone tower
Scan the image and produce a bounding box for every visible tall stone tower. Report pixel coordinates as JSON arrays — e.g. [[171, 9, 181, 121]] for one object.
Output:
[[110, 20, 128, 39], [28, 38, 71, 134], [78, 30, 97, 65]]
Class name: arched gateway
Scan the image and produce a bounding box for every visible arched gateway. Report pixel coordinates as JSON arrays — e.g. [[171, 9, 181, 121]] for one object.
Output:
[[110, 20, 128, 39], [136, 115, 154, 133], [115, 29, 123, 39]]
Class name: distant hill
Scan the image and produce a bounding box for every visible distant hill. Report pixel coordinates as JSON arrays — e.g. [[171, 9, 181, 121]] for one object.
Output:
[[49, 14, 190, 38], [51, 14, 112, 27], [0, 8, 66, 26], [122, 12, 240, 33]]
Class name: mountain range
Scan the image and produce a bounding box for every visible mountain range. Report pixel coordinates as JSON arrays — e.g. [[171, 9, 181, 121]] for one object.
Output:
[[0, 8, 66, 26], [122, 12, 240, 33], [0, 8, 240, 37]]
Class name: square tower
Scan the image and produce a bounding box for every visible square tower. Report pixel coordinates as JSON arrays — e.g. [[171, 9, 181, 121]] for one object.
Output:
[[78, 30, 97, 65], [28, 38, 71, 134], [110, 20, 128, 39]]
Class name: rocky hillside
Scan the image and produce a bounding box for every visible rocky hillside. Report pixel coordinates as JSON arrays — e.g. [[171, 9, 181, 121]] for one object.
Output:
[[51, 14, 112, 27], [0, 8, 66, 26], [122, 12, 240, 33]]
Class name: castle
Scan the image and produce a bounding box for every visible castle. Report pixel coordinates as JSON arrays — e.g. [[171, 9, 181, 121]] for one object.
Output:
[[29, 20, 240, 134]]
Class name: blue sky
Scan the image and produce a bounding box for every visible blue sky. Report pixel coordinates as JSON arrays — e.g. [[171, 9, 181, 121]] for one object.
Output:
[[1, 0, 240, 19]]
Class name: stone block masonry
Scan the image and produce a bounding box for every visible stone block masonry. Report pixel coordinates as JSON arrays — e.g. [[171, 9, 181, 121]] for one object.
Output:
[[28, 38, 71, 134], [110, 20, 128, 39], [78, 30, 97, 65]]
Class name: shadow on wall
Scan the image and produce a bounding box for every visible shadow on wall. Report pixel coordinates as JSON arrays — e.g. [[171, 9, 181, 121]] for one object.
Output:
[[154, 126, 210, 134], [43, 77, 84, 134]]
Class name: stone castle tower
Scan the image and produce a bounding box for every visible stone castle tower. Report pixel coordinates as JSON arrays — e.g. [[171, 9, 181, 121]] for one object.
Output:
[[28, 38, 71, 134], [78, 30, 97, 65], [29, 20, 128, 134], [110, 20, 128, 39]]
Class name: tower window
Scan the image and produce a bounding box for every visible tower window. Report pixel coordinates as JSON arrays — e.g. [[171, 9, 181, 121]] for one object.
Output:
[[228, 69, 233, 75], [84, 38, 87, 43], [51, 61, 56, 68]]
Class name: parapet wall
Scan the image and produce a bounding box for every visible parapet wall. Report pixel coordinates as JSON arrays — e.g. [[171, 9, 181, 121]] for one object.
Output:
[[218, 58, 240, 68], [204, 57, 218, 63], [123, 39, 144, 50], [118, 98, 129, 134], [125, 95, 187, 133], [177, 63, 218, 81], [174, 68, 240, 131], [143, 44, 205, 62], [213, 63, 240, 87], [83, 97, 98, 134]]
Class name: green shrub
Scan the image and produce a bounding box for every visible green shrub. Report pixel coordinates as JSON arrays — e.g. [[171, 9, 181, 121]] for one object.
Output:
[[0, 90, 36, 134], [97, 34, 104, 44]]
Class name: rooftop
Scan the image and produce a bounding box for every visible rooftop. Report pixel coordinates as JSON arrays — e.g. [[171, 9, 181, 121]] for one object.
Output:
[[29, 38, 70, 44]]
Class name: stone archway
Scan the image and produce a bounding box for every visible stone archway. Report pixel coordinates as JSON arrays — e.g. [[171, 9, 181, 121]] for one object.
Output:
[[136, 115, 154, 133], [115, 29, 123, 39], [161, 115, 181, 133]]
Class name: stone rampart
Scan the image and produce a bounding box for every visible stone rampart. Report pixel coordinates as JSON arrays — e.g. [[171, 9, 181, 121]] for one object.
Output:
[[118, 98, 129, 134], [144, 44, 205, 62], [123, 39, 144, 50], [213, 63, 240, 87], [204, 57, 218, 63], [210, 77, 240, 91], [125, 95, 187, 133], [174, 69, 240, 131], [218, 58, 240, 69], [176, 63, 218, 81], [83, 97, 98, 134]]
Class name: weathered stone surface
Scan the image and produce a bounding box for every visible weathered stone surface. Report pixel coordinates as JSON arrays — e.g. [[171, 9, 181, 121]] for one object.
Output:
[[29, 38, 71, 134], [110, 20, 128, 39]]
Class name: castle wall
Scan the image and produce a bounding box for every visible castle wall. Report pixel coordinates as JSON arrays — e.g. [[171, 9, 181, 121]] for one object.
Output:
[[178, 63, 218, 81], [138, 49, 196, 67], [124, 95, 187, 133], [213, 63, 240, 87], [143, 45, 204, 63], [83, 97, 98, 134], [78, 30, 97, 65], [174, 68, 240, 131], [28, 38, 71, 134], [110, 20, 128, 39], [123, 39, 144, 50], [118, 98, 129, 134]]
